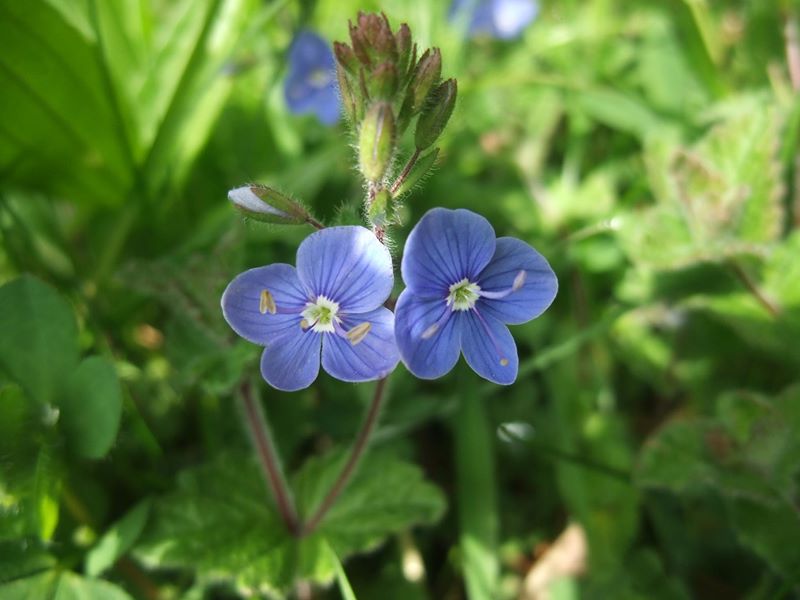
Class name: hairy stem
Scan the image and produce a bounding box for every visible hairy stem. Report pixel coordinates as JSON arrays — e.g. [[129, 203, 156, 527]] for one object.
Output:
[[306, 215, 326, 230], [239, 381, 300, 535], [301, 377, 389, 536], [390, 148, 422, 195], [729, 260, 781, 319]]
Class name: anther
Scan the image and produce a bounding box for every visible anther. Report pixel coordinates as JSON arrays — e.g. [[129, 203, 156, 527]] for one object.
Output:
[[259, 289, 276, 314], [346, 322, 371, 345], [300, 319, 311, 329], [500, 358, 509, 367], [512, 270, 526, 291], [421, 323, 439, 339]]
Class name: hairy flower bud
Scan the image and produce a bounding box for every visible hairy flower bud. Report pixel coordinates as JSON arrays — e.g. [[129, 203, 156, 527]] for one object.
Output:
[[359, 103, 396, 183], [333, 41, 359, 75], [396, 23, 413, 78], [407, 48, 442, 114], [415, 79, 457, 150], [369, 62, 399, 100], [228, 185, 309, 225], [337, 64, 363, 123]]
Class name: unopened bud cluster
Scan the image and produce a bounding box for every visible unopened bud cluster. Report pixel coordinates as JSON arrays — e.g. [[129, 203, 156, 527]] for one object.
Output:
[[336, 12, 457, 222]]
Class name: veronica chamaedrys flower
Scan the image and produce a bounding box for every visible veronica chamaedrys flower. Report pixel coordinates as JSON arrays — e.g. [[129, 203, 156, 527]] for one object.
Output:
[[449, 0, 539, 40], [221, 227, 398, 391], [284, 30, 340, 125], [394, 208, 557, 385]]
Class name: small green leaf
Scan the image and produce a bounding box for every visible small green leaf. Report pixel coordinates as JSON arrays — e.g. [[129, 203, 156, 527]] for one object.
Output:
[[136, 452, 445, 594], [86, 499, 152, 577], [0, 538, 56, 584], [58, 356, 123, 459], [0, 276, 79, 405], [0, 570, 134, 600], [393, 148, 439, 198]]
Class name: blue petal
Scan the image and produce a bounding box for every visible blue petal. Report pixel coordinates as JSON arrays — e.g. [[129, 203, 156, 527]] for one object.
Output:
[[461, 310, 518, 385], [296, 226, 393, 313], [321, 307, 399, 382], [221, 265, 309, 345], [401, 208, 496, 298], [313, 85, 342, 125], [490, 0, 538, 39], [288, 30, 335, 74], [394, 289, 463, 379], [477, 237, 558, 324], [260, 330, 322, 391]]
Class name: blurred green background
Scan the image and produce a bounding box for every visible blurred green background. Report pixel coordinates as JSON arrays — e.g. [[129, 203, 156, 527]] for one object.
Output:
[[2, 0, 800, 598]]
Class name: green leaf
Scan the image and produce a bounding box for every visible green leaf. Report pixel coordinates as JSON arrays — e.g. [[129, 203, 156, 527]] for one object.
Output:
[[135, 452, 445, 594], [0, 538, 56, 584], [0, 570, 134, 600], [636, 386, 800, 582], [58, 356, 123, 459], [0, 276, 79, 405], [454, 387, 498, 600], [619, 100, 784, 270], [86, 499, 152, 577]]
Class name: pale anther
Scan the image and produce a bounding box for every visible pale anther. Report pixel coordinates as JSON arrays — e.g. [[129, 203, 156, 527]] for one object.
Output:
[[260, 289, 277, 314], [421, 323, 439, 339], [500, 358, 509, 366], [346, 322, 371, 345], [512, 270, 526, 291]]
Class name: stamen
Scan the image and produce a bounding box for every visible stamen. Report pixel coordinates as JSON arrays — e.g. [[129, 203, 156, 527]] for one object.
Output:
[[346, 322, 371, 345], [478, 270, 527, 300], [419, 306, 453, 340], [471, 307, 510, 367], [259, 289, 277, 314], [300, 319, 311, 329]]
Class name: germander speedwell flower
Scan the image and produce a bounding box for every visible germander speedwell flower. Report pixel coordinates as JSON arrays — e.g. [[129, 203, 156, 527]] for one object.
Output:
[[222, 227, 398, 391], [284, 30, 341, 125], [394, 208, 557, 385], [449, 0, 539, 40]]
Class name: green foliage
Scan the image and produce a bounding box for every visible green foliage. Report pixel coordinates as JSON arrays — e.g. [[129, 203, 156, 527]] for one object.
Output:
[[135, 451, 445, 594], [2, 0, 800, 597]]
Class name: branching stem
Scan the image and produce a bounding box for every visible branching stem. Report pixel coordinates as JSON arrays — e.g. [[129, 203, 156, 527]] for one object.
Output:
[[301, 377, 389, 536]]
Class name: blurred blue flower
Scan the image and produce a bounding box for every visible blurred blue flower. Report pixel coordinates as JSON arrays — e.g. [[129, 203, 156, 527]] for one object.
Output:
[[284, 30, 340, 125], [394, 208, 557, 385], [450, 0, 539, 40], [222, 227, 398, 391]]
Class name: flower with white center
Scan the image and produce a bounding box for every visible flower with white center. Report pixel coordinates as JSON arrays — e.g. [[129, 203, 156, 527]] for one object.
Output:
[[221, 227, 398, 391], [284, 30, 341, 126], [394, 208, 557, 385]]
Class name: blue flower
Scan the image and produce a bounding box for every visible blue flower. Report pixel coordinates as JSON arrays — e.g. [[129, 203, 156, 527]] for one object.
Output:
[[284, 30, 341, 125], [394, 208, 557, 385], [449, 0, 539, 40], [222, 227, 398, 391]]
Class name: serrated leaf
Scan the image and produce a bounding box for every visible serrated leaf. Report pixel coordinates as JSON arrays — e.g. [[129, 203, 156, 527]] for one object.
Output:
[[620, 101, 784, 270], [0, 570, 134, 600], [86, 499, 152, 577], [135, 451, 445, 594], [58, 356, 123, 459], [0, 276, 79, 405]]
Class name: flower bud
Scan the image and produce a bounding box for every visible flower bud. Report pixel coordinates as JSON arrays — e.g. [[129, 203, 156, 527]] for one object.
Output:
[[337, 64, 363, 123], [367, 188, 396, 227], [228, 185, 309, 225], [407, 48, 441, 114], [359, 103, 396, 182], [396, 23, 413, 78], [368, 62, 398, 101], [414, 79, 457, 150], [333, 42, 359, 75], [392, 148, 439, 197]]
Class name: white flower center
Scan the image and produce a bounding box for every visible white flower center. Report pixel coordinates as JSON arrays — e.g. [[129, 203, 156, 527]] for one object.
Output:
[[447, 278, 481, 311], [301, 295, 340, 333]]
